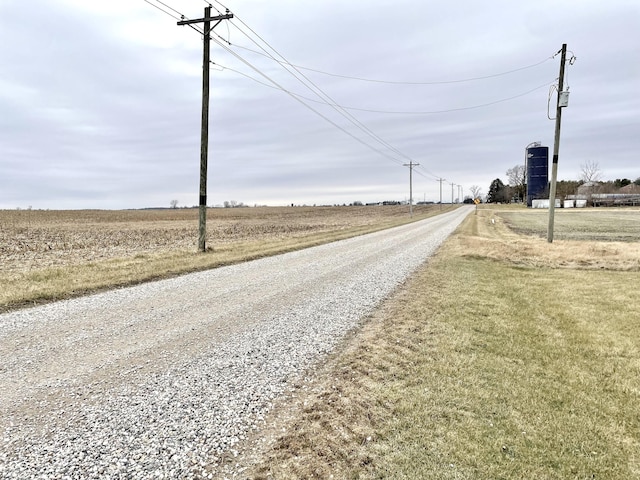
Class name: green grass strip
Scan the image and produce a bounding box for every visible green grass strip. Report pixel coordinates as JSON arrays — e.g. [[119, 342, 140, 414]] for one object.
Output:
[[363, 255, 640, 479]]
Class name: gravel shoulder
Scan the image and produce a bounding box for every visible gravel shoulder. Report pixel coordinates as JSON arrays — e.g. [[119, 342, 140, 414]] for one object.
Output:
[[0, 206, 471, 479]]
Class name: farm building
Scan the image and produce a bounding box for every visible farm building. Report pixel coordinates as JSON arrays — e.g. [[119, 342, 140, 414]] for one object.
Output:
[[564, 182, 640, 207]]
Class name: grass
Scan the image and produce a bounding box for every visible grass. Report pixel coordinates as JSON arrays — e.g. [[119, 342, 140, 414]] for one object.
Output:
[[497, 207, 640, 241], [0, 205, 454, 311], [242, 207, 640, 479]]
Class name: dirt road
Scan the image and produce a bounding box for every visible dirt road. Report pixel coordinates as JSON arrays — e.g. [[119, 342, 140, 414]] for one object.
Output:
[[0, 206, 472, 478]]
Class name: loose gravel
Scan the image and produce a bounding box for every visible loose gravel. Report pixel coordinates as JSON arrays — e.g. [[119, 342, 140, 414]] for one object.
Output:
[[0, 207, 471, 479]]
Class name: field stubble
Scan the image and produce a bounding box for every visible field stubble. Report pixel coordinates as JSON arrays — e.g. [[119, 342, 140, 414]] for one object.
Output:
[[0, 205, 448, 311]]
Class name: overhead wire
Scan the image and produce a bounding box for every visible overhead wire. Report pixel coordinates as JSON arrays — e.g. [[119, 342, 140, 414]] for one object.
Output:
[[227, 15, 431, 176], [210, 58, 497, 184], [141, 0, 204, 35], [197, 2, 232, 50], [141, 0, 181, 21], [213, 61, 554, 115], [209, 36, 414, 169], [153, 0, 183, 18], [222, 13, 557, 180], [139, 1, 418, 183], [352, 81, 553, 115], [228, 20, 404, 152], [143, 0, 548, 187], [232, 43, 555, 85], [139, 0, 474, 182]]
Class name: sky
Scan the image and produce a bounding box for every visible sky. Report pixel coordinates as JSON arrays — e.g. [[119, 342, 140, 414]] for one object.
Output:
[[1, 0, 639, 209]]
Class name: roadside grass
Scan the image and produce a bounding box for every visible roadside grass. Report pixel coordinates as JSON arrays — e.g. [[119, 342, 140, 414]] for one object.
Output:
[[244, 207, 640, 479], [496, 206, 640, 242], [0, 205, 453, 312]]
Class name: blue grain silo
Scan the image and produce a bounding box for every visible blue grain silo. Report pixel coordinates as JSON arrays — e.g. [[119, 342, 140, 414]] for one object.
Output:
[[526, 145, 549, 207]]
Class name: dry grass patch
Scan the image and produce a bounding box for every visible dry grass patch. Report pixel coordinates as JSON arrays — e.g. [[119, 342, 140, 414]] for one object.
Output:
[[243, 207, 640, 479], [458, 207, 640, 271]]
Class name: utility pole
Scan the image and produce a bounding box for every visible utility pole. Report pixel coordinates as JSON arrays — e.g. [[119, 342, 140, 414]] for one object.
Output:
[[438, 178, 445, 210], [403, 161, 419, 216], [178, 7, 234, 252], [547, 43, 568, 243]]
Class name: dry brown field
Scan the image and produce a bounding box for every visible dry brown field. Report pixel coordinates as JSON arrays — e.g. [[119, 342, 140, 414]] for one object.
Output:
[[0, 204, 452, 311]]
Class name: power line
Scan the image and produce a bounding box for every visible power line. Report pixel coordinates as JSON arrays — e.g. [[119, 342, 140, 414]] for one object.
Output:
[[232, 42, 555, 85], [211, 60, 441, 181], [140, 0, 204, 34], [140, 0, 556, 193], [210, 0, 231, 13], [141, 2, 446, 184], [212, 9, 555, 91], [228, 15, 423, 170], [220, 14, 554, 183], [140, 0, 414, 170], [215, 14, 448, 180], [213, 62, 553, 115], [339, 82, 554, 114], [153, 0, 183, 18], [201, 0, 232, 41], [141, 0, 181, 20], [209, 36, 410, 167]]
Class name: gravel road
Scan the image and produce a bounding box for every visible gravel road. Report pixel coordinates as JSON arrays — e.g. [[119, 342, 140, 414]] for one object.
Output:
[[0, 206, 471, 479]]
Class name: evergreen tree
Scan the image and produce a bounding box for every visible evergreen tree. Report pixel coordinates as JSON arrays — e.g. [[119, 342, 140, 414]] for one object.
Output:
[[487, 179, 508, 203]]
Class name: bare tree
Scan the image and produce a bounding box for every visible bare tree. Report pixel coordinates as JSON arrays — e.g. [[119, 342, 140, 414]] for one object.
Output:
[[580, 160, 602, 183], [169, 199, 179, 209], [506, 165, 525, 186], [469, 185, 482, 200], [506, 164, 526, 202]]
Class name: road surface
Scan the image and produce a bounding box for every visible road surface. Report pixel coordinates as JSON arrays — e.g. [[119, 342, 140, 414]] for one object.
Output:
[[0, 206, 472, 479]]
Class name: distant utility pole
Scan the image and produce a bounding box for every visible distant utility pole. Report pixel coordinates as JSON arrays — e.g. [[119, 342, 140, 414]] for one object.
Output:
[[547, 43, 568, 243], [438, 178, 445, 210], [178, 7, 234, 252], [403, 161, 419, 216]]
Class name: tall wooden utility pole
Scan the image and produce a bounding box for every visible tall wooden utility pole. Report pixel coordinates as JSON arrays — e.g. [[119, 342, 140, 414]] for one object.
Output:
[[547, 43, 568, 243], [438, 178, 445, 210], [178, 7, 234, 252], [403, 161, 419, 216]]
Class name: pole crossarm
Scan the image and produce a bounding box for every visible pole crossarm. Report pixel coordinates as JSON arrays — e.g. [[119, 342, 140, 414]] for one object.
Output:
[[177, 14, 233, 26]]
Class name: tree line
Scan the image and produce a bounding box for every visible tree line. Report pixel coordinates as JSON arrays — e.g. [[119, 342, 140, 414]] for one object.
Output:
[[485, 161, 640, 204]]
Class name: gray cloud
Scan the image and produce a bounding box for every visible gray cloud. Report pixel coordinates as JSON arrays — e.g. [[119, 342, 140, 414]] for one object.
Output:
[[1, 0, 639, 209]]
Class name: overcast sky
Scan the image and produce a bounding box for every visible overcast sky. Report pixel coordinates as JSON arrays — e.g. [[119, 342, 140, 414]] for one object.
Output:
[[1, 0, 638, 209]]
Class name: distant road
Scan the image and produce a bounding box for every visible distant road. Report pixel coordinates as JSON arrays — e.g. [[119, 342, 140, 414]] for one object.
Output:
[[0, 206, 472, 479]]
